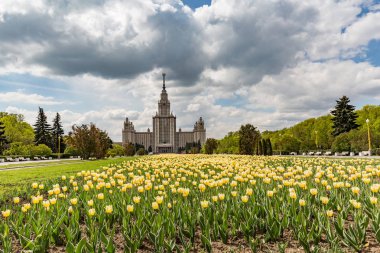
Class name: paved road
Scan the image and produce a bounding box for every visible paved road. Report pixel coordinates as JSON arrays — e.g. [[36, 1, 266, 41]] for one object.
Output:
[[0, 158, 83, 171]]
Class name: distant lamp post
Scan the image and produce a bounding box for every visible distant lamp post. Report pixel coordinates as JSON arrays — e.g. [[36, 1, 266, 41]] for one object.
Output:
[[279, 134, 282, 156], [315, 130, 318, 150], [366, 119, 372, 156]]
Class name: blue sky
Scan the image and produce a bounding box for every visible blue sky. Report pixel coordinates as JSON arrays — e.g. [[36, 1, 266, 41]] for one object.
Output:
[[182, 0, 211, 9], [0, 0, 380, 140]]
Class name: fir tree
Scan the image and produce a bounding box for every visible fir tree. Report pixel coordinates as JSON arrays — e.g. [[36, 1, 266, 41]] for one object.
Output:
[[262, 139, 267, 156], [267, 138, 273, 156], [0, 120, 8, 154], [258, 140, 263, 155], [331, 96, 359, 136], [51, 113, 65, 153], [34, 107, 52, 147]]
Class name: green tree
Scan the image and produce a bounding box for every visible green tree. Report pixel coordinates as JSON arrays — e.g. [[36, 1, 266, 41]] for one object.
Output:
[[3, 142, 30, 156], [331, 132, 351, 152], [66, 123, 111, 159], [64, 146, 79, 156], [281, 134, 301, 153], [238, 124, 260, 155], [51, 113, 65, 154], [30, 144, 52, 156], [107, 144, 125, 157], [0, 120, 8, 154], [0, 113, 34, 144], [34, 107, 52, 147], [204, 138, 218, 154], [136, 148, 147, 156], [216, 132, 239, 154], [331, 96, 359, 136], [124, 143, 135, 156], [262, 139, 267, 155], [266, 138, 273, 156]]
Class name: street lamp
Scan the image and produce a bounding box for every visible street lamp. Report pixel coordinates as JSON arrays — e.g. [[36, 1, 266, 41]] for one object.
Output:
[[279, 134, 282, 156], [366, 119, 372, 156]]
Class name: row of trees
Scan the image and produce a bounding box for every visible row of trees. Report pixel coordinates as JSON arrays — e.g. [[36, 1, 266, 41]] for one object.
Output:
[[262, 97, 380, 153], [34, 107, 65, 154], [203, 124, 273, 155], [0, 109, 116, 160]]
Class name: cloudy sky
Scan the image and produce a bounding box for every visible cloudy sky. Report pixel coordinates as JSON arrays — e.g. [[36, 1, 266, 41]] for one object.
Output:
[[1, 0, 380, 140]]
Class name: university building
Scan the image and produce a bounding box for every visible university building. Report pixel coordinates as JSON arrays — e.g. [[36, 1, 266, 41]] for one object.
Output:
[[122, 74, 206, 153]]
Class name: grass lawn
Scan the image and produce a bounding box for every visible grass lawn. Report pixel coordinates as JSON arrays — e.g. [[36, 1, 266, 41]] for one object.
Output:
[[0, 159, 84, 169], [0, 157, 135, 200]]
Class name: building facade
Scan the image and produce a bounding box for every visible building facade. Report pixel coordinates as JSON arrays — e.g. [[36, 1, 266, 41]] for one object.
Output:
[[122, 73, 206, 153]]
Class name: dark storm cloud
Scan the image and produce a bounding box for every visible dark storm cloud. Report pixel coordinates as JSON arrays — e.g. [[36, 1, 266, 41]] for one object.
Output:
[[205, 1, 318, 85], [0, 0, 318, 87], [0, 13, 58, 42], [30, 2, 207, 83]]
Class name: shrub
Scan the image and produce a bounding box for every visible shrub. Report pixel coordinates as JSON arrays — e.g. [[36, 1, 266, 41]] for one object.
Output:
[[30, 144, 52, 156]]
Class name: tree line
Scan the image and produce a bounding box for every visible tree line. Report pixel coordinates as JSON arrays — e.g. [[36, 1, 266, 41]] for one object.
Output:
[[204, 96, 377, 155], [0, 108, 121, 159], [203, 124, 273, 155], [263, 96, 378, 154]]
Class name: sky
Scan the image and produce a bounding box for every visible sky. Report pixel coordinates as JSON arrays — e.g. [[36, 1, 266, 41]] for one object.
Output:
[[0, 0, 380, 141]]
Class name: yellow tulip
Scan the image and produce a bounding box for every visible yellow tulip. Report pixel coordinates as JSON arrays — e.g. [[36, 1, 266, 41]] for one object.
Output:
[[310, 188, 318, 196], [105, 205, 113, 214], [152, 202, 159, 210], [241, 195, 249, 203], [2, 209, 11, 218], [13, 197, 20, 204], [326, 210, 334, 217], [201, 200, 209, 209], [127, 205, 134, 213], [70, 198, 78, 206], [88, 208, 96, 216]]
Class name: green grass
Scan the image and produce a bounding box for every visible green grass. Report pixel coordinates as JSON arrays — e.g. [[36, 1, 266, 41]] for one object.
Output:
[[0, 157, 135, 200]]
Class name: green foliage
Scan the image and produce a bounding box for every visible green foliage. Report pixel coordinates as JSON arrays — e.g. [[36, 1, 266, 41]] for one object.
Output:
[[0, 120, 8, 154], [262, 104, 380, 152], [124, 143, 135, 156], [239, 124, 260, 155], [107, 144, 125, 157], [34, 107, 52, 147], [30, 144, 53, 156], [136, 148, 147, 156], [331, 132, 351, 152], [331, 96, 359, 136], [3, 142, 30, 156], [66, 123, 111, 159], [0, 113, 34, 145], [281, 134, 301, 153], [51, 113, 65, 153], [3, 143, 52, 156], [266, 139, 273, 156], [216, 132, 239, 154], [64, 146, 80, 156], [204, 138, 218, 154]]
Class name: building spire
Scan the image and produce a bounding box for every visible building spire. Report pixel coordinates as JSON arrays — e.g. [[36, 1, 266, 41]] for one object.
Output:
[[162, 73, 166, 91]]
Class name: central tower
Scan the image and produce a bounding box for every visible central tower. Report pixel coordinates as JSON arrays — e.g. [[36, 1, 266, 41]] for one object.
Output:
[[152, 73, 177, 153]]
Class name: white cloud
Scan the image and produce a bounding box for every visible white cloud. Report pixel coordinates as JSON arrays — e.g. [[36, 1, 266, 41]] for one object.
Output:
[[0, 90, 63, 105], [1, 0, 380, 140]]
